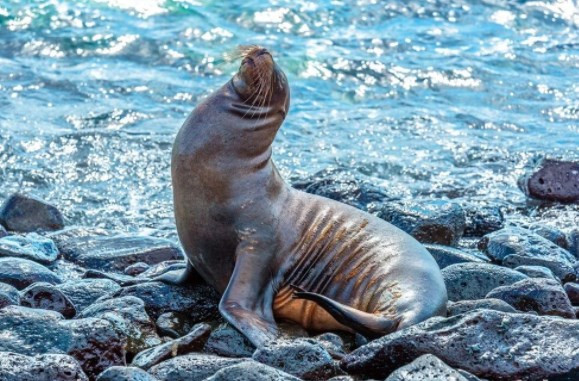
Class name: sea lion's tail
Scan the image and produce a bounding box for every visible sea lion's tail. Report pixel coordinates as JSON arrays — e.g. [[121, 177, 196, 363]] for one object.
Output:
[[290, 285, 399, 339]]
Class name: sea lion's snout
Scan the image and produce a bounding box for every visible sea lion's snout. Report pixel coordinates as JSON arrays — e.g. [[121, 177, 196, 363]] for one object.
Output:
[[233, 46, 281, 104]]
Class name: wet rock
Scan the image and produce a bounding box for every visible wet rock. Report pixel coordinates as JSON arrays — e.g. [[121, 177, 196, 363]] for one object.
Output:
[[384, 354, 470, 381], [327, 377, 355, 381], [479, 227, 576, 281], [0, 225, 7, 238], [314, 333, 347, 359], [126, 262, 151, 276], [530, 225, 570, 249], [115, 281, 219, 320], [486, 278, 575, 318], [205, 360, 301, 381], [138, 261, 187, 279], [564, 282, 579, 305], [253, 338, 339, 380], [0, 283, 20, 309], [514, 265, 556, 280], [424, 244, 487, 269], [446, 298, 517, 316], [156, 312, 194, 338], [56, 278, 121, 311], [83, 269, 143, 286], [55, 232, 183, 272], [502, 255, 576, 283], [377, 200, 466, 246], [518, 158, 579, 203], [569, 229, 578, 259], [0, 352, 88, 381], [0, 234, 59, 264], [96, 366, 159, 381], [204, 323, 255, 358], [462, 203, 504, 237], [148, 353, 244, 381], [292, 168, 391, 211], [0, 257, 61, 289], [341, 310, 579, 380], [0, 305, 126, 378], [79, 296, 161, 355], [0, 194, 64, 232], [132, 323, 211, 370], [441, 262, 528, 301], [20, 282, 76, 318]]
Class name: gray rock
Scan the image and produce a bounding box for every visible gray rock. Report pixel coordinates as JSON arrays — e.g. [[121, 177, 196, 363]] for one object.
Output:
[[446, 298, 518, 316], [148, 353, 244, 381], [0, 305, 126, 378], [486, 278, 575, 318], [125, 262, 151, 276], [569, 229, 578, 259], [441, 262, 528, 301], [514, 265, 556, 280], [83, 269, 143, 286], [115, 281, 219, 320], [424, 244, 487, 269], [479, 227, 576, 282], [97, 366, 159, 381], [79, 296, 161, 355], [156, 312, 194, 338], [462, 203, 504, 237], [341, 310, 579, 380], [138, 261, 187, 279], [326, 377, 355, 381], [0, 194, 64, 232], [252, 338, 339, 380], [55, 232, 183, 272], [0, 282, 20, 309], [385, 354, 469, 381], [564, 282, 579, 305], [0, 225, 7, 238], [518, 158, 579, 203], [0, 234, 59, 264], [314, 332, 347, 359], [20, 282, 76, 318], [0, 257, 61, 289], [530, 225, 570, 249], [0, 352, 88, 381], [56, 278, 121, 311], [132, 323, 211, 370], [377, 200, 466, 246], [204, 360, 301, 381], [204, 323, 255, 358], [502, 254, 576, 283]]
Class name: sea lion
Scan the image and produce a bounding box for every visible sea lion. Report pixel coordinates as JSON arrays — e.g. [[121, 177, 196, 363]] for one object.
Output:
[[160, 46, 447, 347]]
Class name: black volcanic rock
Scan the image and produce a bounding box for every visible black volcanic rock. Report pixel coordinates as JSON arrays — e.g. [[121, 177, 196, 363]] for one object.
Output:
[[0, 258, 61, 290], [0, 194, 64, 232], [518, 158, 579, 203], [0, 352, 88, 381], [20, 282, 77, 318]]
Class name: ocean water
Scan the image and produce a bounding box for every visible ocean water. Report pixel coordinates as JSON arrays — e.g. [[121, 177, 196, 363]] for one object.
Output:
[[0, 0, 577, 238]]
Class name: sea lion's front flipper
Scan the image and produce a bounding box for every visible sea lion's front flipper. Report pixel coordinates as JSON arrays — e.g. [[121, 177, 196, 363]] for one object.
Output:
[[219, 243, 278, 348], [153, 260, 202, 286], [291, 285, 399, 339]]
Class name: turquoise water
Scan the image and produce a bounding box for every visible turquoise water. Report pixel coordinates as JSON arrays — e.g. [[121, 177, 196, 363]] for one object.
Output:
[[0, 0, 577, 237]]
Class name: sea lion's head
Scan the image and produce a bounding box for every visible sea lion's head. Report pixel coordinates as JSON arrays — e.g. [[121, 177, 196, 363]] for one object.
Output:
[[231, 46, 290, 120]]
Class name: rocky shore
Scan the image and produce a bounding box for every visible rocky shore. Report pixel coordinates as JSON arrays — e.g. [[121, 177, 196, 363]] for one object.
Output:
[[0, 159, 577, 381]]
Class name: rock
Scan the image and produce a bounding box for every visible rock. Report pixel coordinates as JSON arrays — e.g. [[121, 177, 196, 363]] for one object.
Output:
[[292, 168, 391, 211], [486, 278, 575, 318], [204, 323, 255, 358], [564, 282, 579, 305], [377, 200, 466, 246], [97, 366, 159, 381], [55, 232, 183, 272], [446, 298, 518, 316], [0, 234, 59, 264], [0, 257, 61, 289], [126, 262, 151, 276], [0, 225, 7, 238], [252, 338, 339, 380], [327, 377, 355, 381], [148, 353, 244, 381], [569, 229, 578, 259], [462, 203, 504, 237], [132, 323, 211, 370], [0, 305, 126, 378], [0, 352, 88, 381], [205, 360, 301, 381], [0, 283, 20, 309], [20, 282, 77, 318], [441, 263, 528, 301], [384, 354, 470, 381], [79, 296, 161, 355], [0, 194, 64, 232], [514, 265, 556, 280], [114, 281, 219, 320], [479, 228, 576, 282], [502, 255, 576, 283], [138, 261, 187, 279], [83, 269, 143, 286], [530, 225, 570, 249], [341, 310, 579, 380], [424, 244, 487, 269], [155, 312, 195, 338], [518, 158, 579, 203], [314, 333, 347, 359], [56, 278, 121, 311]]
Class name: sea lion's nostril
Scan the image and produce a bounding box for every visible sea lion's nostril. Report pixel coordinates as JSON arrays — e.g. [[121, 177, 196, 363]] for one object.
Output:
[[256, 48, 269, 57]]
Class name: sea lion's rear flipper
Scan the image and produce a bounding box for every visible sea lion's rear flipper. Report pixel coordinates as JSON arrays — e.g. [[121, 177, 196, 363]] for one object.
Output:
[[290, 285, 399, 339], [153, 261, 202, 286]]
